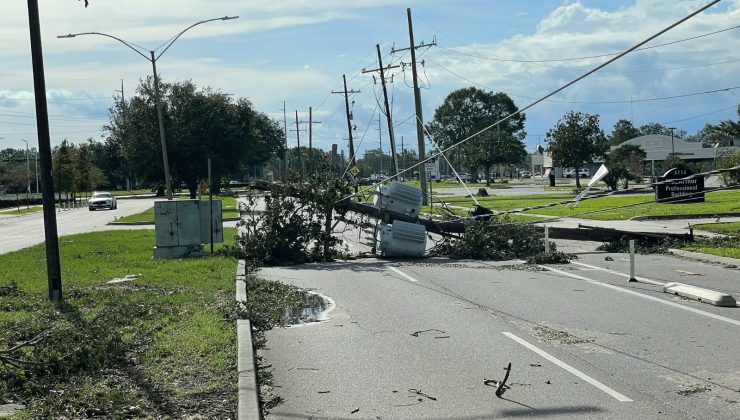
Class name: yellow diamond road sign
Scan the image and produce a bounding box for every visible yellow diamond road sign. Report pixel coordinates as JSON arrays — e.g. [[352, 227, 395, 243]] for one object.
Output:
[[351, 165, 360, 176]]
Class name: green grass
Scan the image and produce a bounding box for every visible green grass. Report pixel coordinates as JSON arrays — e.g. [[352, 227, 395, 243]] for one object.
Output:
[[110, 188, 153, 197], [0, 228, 240, 417], [115, 196, 239, 223], [682, 243, 740, 259], [681, 222, 740, 259], [0, 206, 42, 215], [525, 189, 740, 220], [437, 190, 740, 221], [691, 221, 740, 237], [404, 180, 512, 189]]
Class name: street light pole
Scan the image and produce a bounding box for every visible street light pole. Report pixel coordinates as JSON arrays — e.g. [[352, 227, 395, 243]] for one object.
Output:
[[58, 16, 239, 200], [20, 140, 30, 206], [149, 51, 173, 199]]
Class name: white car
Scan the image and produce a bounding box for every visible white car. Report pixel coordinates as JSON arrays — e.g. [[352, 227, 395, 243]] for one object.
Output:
[[88, 191, 117, 211], [563, 168, 590, 178], [520, 170, 532, 178]]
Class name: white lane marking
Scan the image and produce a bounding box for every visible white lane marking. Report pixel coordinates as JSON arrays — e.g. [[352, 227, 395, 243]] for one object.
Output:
[[387, 266, 418, 282], [502, 332, 633, 402], [572, 261, 665, 286], [539, 265, 740, 327]]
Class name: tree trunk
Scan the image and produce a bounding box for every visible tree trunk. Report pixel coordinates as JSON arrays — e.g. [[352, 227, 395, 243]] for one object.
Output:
[[485, 166, 491, 187], [575, 168, 581, 189]]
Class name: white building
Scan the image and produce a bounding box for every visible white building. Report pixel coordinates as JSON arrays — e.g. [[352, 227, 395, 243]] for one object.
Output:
[[530, 135, 738, 177]]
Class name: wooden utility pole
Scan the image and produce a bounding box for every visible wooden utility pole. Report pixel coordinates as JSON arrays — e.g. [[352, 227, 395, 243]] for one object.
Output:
[[291, 110, 307, 180], [307, 107, 322, 175], [281, 101, 288, 175], [392, 8, 436, 204], [362, 44, 400, 176], [27, 0, 62, 301], [332, 74, 360, 192]]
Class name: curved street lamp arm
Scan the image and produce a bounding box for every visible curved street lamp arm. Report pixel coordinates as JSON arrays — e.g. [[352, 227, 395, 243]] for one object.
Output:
[[57, 31, 151, 61], [155, 16, 238, 61]]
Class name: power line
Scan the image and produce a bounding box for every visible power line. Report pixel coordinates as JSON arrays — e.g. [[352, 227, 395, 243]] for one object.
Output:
[[426, 56, 739, 105], [431, 23, 740, 64], [338, 0, 722, 203]]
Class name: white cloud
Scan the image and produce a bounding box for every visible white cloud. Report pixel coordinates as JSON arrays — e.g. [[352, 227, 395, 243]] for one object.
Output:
[[426, 0, 740, 140]]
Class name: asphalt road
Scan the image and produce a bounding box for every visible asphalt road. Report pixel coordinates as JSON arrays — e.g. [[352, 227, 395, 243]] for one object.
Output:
[[259, 253, 739, 419], [0, 197, 158, 255]]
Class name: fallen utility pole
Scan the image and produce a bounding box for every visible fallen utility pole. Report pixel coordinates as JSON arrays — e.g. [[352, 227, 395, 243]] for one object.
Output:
[[362, 44, 400, 175]]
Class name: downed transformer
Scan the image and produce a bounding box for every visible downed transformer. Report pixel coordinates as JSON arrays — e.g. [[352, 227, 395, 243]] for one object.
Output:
[[372, 182, 426, 257]]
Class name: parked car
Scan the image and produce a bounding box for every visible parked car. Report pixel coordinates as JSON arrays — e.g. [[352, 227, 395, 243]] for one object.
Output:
[[88, 191, 117, 211], [563, 168, 591, 178], [520, 170, 532, 178], [457, 173, 471, 182]]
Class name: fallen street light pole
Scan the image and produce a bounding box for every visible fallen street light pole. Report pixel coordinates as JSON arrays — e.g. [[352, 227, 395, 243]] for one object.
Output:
[[27, 0, 62, 301]]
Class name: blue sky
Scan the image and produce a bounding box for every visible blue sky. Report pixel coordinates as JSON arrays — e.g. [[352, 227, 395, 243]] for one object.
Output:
[[1, 0, 739, 159]]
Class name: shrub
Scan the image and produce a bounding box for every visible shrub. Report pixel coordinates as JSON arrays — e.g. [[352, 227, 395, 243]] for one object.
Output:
[[430, 216, 570, 262], [219, 164, 352, 266]]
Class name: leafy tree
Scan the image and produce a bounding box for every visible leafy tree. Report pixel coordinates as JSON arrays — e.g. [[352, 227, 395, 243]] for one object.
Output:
[[52, 140, 80, 200], [639, 122, 673, 136], [706, 106, 740, 144], [427, 87, 526, 185], [603, 144, 646, 190], [0, 165, 28, 210], [546, 111, 608, 188], [608, 119, 640, 146], [104, 77, 285, 198], [717, 150, 740, 186]]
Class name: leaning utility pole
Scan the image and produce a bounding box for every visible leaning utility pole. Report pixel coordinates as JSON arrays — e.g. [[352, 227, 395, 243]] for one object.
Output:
[[393, 8, 436, 205], [27, 0, 62, 301], [362, 44, 400, 176], [332, 74, 361, 192]]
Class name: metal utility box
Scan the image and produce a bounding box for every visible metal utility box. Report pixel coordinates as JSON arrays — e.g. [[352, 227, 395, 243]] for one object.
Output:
[[377, 220, 427, 257], [373, 181, 423, 218], [153, 199, 223, 258]]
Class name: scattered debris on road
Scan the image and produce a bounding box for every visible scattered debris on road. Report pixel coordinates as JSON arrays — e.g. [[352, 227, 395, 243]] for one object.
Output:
[[408, 388, 437, 401], [529, 363, 542, 367], [484, 362, 512, 397], [410, 329, 446, 337], [351, 407, 360, 414]]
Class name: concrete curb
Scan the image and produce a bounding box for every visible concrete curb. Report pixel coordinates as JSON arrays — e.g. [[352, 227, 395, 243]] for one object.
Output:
[[669, 248, 739, 268], [236, 260, 262, 420]]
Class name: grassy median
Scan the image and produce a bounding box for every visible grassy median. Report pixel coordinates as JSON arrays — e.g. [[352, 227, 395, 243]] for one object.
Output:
[[0, 229, 239, 418]]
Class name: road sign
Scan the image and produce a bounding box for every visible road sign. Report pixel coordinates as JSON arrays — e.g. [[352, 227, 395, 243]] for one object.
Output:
[[351, 165, 360, 176]]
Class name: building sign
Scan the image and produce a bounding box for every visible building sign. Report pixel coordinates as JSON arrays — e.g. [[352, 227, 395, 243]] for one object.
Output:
[[656, 167, 704, 203]]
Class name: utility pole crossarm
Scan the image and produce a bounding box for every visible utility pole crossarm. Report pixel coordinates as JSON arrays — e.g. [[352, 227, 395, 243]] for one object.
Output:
[[390, 36, 436, 54]]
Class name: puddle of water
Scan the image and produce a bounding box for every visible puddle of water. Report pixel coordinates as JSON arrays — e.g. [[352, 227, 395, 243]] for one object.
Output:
[[284, 292, 335, 326]]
